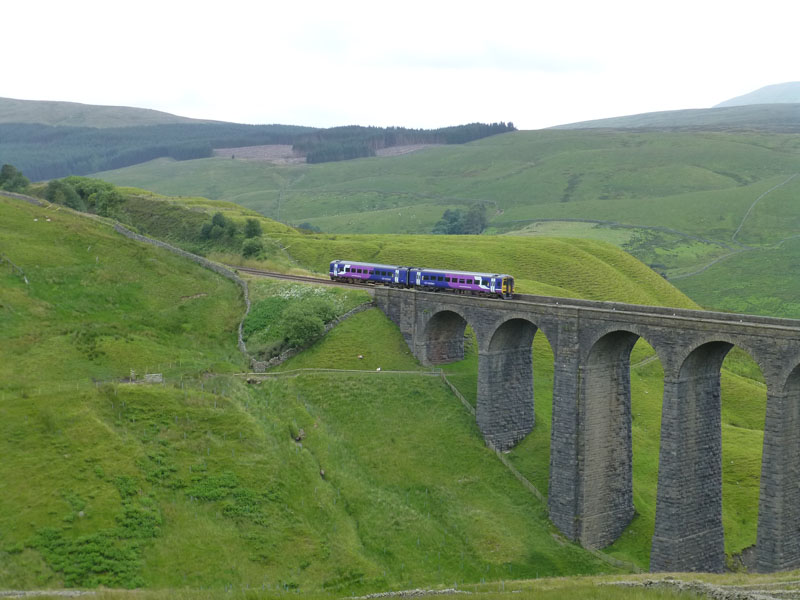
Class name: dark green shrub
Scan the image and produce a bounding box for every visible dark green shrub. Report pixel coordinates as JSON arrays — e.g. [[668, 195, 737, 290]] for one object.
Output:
[[244, 218, 262, 238], [242, 237, 263, 258], [281, 304, 325, 347]]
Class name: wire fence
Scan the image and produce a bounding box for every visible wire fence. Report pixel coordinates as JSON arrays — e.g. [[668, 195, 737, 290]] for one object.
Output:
[[0, 252, 29, 284]]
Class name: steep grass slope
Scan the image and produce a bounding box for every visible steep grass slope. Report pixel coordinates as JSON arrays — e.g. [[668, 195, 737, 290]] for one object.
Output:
[[0, 197, 621, 592]]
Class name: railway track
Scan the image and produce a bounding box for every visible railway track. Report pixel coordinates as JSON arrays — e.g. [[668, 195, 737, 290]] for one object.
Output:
[[228, 265, 376, 291], [228, 265, 522, 299]]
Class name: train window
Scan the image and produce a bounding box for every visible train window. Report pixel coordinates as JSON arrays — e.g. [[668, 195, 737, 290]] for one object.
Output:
[[357, 269, 363, 273], [445, 277, 450, 282], [467, 279, 472, 284], [437, 276, 444, 282], [459, 279, 465, 284]]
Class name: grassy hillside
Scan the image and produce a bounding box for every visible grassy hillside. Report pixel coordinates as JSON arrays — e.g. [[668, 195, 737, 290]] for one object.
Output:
[[95, 127, 800, 318], [97, 130, 800, 240], [0, 196, 621, 592], [0, 191, 775, 594]]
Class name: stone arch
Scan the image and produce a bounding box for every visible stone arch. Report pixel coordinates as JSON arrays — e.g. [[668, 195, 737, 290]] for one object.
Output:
[[757, 361, 800, 571], [477, 317, 539, 450], [651, 340, 734, 573], [576, 329, 642, 548], [783, 363, 800, 394], [417, 309, 470, 366]]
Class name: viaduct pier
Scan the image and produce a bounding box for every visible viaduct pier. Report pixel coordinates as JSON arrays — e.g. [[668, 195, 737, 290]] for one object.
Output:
[[374, 287, 800, 573]]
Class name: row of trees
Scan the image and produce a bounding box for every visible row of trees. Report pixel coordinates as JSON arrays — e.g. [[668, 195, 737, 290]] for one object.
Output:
[[0, 163, 29, 192], [432, 204, 489, 235], [43, 176, 123, 217], [295, 122, 516, 165], [198, 211, 265, 258]]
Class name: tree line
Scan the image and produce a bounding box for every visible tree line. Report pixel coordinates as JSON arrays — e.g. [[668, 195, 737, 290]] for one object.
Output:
[[0, 122, 315, 181], [0, 163, 30, 192], [432, 204, 489, 235], [1, 121, 516, 180], [297, 122, 516, 164]]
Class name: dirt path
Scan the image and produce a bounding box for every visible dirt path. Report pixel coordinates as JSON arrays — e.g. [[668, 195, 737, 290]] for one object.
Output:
[[669, 172, 798, 282], [731, 173, 798, 242]]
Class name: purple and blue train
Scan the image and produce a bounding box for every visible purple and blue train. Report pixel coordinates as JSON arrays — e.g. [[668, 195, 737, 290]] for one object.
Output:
[[329, 259, 515, 299]]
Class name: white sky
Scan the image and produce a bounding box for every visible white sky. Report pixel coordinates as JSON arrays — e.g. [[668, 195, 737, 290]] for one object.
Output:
[[4, 0, 800, 130]]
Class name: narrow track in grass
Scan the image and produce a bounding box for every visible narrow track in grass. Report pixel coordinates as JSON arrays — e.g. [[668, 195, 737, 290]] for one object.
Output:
[[230, 265, 374, 291]]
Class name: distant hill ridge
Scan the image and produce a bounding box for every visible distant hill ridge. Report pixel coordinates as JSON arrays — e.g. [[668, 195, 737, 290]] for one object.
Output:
[[0, 96, 515, 180], [0, 96, 219, 128], [554, 82, 800, 132], [552, 103, 800, 132], [714, 82, 800, 107]]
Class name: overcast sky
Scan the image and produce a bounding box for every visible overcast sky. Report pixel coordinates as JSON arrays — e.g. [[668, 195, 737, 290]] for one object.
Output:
[[4, 0, 799, 130]]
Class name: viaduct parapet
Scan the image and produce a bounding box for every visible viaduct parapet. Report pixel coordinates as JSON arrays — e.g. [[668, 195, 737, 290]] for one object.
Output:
[[373, 287, 800, 574]]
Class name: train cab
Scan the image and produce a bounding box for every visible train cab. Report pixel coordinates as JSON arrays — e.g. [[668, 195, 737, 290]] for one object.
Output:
[[501, 275, 514, 299]]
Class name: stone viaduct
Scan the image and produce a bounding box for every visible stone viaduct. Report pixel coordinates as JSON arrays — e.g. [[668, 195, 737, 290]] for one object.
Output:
[[373, 287, 800, 574]]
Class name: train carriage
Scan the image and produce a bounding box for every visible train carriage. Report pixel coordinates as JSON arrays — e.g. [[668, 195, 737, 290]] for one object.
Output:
[[410, 267, 514, 299], [329, 260, 409, 287], [329, 259, 514, 299]]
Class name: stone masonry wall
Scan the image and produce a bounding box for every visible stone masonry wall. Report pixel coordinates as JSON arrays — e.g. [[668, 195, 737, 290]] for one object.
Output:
[[374, 286, 800, 573]]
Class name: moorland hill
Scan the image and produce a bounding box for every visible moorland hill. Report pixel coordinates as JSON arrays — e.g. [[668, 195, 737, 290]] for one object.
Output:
[[715, 82, 800, 107], [552, 103, 800, 132], [0, 96, 216, 128]]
